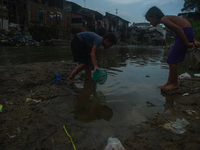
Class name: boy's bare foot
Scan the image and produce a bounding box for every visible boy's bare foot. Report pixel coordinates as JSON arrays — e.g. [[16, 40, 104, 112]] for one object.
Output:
[[157, 83, 170, 89], [67, 77, 78, 82], [163, 84, 179, 91]]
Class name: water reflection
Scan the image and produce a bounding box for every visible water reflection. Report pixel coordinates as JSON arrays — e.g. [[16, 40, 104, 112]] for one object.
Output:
[[0, 46, 72, 66], [1, 45, 196, 146], [72, 80, 113, 122], [97, 45, 166, 70], [160, 90, 183, 113]]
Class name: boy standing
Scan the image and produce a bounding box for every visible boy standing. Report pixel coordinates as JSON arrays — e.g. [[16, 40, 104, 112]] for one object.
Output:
[[145, 6, 200, 90]]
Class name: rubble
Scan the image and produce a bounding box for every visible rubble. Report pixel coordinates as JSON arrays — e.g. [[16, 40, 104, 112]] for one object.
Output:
[[0, 29, 39, 46]]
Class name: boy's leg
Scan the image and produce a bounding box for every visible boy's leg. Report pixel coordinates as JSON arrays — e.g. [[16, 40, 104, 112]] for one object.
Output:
[[158, 64, 171, 89], [84, 62, 92, 80], [67, 63, 86, 82], [164, 63, 179, 90]]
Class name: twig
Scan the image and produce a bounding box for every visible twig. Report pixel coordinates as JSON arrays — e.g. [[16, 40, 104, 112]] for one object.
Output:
[[90, 136, 97, 150], [52, 136, 55, 150]]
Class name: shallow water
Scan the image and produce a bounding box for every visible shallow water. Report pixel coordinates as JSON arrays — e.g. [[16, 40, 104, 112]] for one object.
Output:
[[0, 45, 196, 148]]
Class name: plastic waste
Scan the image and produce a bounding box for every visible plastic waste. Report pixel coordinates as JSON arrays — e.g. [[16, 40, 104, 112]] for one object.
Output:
[[163, 118, 189, 134], [52, 77, 63, 83], [178, 72, 191, 79], [52, 73, 64, 83], [26, 98, 41, 103], [0, 105, 3, 112], [194, 74, 200, 77], [182, 93, 189, 96], [104, 137, 125, 150]]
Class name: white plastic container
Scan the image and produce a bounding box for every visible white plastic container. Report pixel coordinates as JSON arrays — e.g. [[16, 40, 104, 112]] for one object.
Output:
[[194, 74, 200, 77]]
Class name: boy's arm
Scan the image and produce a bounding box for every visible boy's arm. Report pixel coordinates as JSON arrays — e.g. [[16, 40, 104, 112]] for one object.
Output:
[[91, 45, 100, 72], [161, 17, 193, 48]]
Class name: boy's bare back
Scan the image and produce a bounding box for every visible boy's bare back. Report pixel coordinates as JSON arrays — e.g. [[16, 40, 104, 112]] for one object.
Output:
[[161, 15, 192, 29]]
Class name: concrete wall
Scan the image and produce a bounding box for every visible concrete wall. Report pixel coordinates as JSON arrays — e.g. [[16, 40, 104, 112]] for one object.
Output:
[[0, 19, 8, 30], [28, 2, 66, 27]]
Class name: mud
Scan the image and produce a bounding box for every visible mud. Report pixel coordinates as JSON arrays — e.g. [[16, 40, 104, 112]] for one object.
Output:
[[1, 54, 200, 149]]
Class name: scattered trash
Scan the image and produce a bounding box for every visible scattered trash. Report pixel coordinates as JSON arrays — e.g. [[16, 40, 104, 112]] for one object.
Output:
[[163, 118, 189, 134], [26, 98, 41, 103], [52, 77, 63, 83], [8, 135, 16, 139], [178, 72, 191, 79], [104, 137, 125, 150], [185, 110, 197, 115], [0, 105, 3, 112], [182, 93, 189, 96], [63, 125, 76, 150], [53, 73, 62, 78], [5, 101, 13, 105], [52, 73, 64, 83], [194, 74, 200, 77], [146, 101, 156, 107]]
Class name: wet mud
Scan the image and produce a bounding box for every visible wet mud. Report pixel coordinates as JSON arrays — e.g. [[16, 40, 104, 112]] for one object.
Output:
[[0, 55, 200, 149]]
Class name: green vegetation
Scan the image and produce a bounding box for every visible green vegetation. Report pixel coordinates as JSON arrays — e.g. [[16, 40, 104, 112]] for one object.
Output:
[[188, 19, 200, 41], [181, 0, 200, 12], [166, 38, 175, 45]]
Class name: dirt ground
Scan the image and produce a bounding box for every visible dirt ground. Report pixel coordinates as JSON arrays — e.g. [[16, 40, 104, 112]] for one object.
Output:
[[0, 50, 200, 150]]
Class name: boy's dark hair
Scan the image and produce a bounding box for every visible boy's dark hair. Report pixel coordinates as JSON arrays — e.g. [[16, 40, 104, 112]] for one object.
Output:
[[103, 32, 118, 44], [145, 6, 165, 20], [96, 27, 107, 37]]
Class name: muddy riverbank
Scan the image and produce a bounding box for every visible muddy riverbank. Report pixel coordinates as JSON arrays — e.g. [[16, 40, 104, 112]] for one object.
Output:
[[0, 49, 200, 149]]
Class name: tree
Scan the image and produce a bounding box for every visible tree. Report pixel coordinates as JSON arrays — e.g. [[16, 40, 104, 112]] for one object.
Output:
[[181, 0, 200, 12]]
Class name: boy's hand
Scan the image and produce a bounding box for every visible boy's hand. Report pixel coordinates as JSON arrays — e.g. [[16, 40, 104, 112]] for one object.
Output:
[[186, 43, 194, 48], [93, 66, 100, 73], [194, 41, 200, 47]]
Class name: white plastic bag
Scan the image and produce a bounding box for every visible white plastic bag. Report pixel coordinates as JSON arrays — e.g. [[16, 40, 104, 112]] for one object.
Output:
[[104, 137, 125, 150], [178, 72, 191, 79]]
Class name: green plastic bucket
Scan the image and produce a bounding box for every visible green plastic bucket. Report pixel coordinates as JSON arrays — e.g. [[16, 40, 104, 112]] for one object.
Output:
[[93, 70, 107, 84]]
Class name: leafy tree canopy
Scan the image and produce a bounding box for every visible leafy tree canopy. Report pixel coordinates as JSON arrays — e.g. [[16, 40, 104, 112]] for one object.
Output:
[[181, 0, 200, 12]]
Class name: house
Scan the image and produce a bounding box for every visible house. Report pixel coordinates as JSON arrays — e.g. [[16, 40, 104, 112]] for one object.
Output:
[[105, 12, 130, 41], [149, 26, 166, 41], [129, 26, 140, 42], [132, 22, 151, 30], [16, 0, 66, 29], [65, 1, 104, 32], [128, 25, 165, 45], [0, 0, 9, 30], [178, 12, 200, 22]]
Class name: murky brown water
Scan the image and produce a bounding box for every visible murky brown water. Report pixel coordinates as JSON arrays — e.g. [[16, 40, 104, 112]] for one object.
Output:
[[0, 45, 196, 148]]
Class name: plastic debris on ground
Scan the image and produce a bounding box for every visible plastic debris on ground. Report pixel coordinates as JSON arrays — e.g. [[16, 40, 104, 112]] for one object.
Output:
[[52, 73, 64, 83], [185, 110, 198, 115], [163, 118, 189, 134], [104, 137, 125, 150], [194, 74, 200, 77], [0, 105, 3, 112], [182, 93, 189, 96], [26, 98, 41, 103], [178, 72, 191, 79]]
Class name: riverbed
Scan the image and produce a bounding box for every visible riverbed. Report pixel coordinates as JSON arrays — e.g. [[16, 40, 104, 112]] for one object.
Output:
[[1, 45, 200, 150]]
